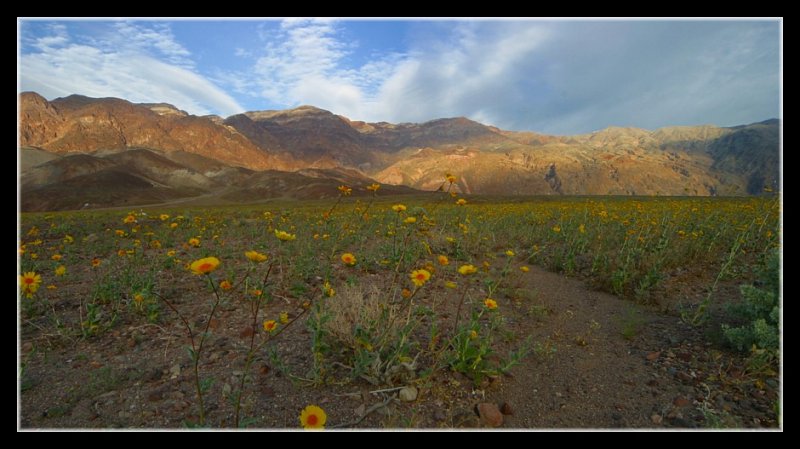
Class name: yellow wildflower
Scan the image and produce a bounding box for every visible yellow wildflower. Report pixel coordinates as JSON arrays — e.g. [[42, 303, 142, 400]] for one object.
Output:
[[458, 264, 477, 275], [189, 257, 220, 275], [410, 269, 431, 287], [245, 250, 268, 263], [299, 405, 327, 429]]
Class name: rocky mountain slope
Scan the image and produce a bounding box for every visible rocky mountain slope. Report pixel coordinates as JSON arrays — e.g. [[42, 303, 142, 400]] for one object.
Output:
[[19, 92, 780, 211]]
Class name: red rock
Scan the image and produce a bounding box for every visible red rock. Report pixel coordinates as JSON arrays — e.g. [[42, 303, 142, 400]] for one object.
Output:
[[500, 402, 514, 415], [646, 351, 661, 361], [673, 397, 691, 407], [477, 403, 503, 427]]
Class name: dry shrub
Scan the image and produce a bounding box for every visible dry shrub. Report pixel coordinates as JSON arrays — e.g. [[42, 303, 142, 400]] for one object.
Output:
[[321, 283, 399, 350]]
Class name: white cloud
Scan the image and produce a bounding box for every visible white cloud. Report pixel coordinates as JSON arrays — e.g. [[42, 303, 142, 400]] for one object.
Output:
[[236, 20, 551, 127], [232, 20, 778, 133], [20, 23, 244, 117]]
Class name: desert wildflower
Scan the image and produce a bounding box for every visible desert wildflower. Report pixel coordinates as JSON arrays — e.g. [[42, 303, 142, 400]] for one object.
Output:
[[299, 405, 327, 429], [458, 264, 477, 275], [219, 280, 233, 290], [245, 250, 268, 263], [123, 214, 136, 224], [91, 258, 102, 268], [63, 235, 74, 244], [274, 230, 296, 241], [51, 254, 62, 261], [410, 269, 432, 287], [338, 185, 352, 196], [188, 238, 201, 247], [170, 222, 179, 229], [134, 293, 145, 304], [445, 281, 457, 289], [579, 224, 586, 234], [280, 312, 289, 324], [505, 250, 515, 257], [446, 173, 457, 183], [159, 214, 170, 221], [250, 289, 263, 297], [189, 257, 220, 275], [520, 266, 530, 273], [401, 288, 412, 298], [437, 255, 449, 266], [404, 216, 417, 224], [341, 253, 356, 266], [55, 265, 66, 276], [117, 249, 127, 257], [323, 281, 336, 297], [469, 330, 478, 340], [484, 298, 498, 310], [151, 240, 162, 249], [552, 225, 561, 233], [455, 198, 467, 206], [19, 272, 42, 298], [366, 183, 380, 192], [167, 250, 176, 257], [392, 204, 407, 213], [263, 320, 278, 332]]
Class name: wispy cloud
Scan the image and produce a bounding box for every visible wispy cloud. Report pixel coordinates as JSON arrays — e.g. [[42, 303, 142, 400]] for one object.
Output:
[[19, 21, 243, 116], [230, 19, 778, 133]]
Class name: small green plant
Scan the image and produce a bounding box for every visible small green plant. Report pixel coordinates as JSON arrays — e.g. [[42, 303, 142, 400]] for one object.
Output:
[[618, 306, 643, 340], [721, 249, 779, 352]]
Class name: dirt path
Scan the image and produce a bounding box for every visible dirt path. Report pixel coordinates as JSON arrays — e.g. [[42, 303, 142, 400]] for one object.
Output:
[[19, 266, 778, 429]]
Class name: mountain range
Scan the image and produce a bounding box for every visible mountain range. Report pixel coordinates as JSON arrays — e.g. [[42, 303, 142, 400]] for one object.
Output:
[[19, 92, 779, 211]]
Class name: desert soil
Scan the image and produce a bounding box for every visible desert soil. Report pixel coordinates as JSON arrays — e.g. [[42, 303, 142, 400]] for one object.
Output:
[[19, 266, 780, 430]]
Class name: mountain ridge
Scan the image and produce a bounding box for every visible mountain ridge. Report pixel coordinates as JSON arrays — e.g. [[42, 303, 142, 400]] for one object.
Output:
[[19, 91, 780, 210]]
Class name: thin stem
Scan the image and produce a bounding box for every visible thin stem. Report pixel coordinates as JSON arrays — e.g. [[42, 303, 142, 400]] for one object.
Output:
[[233, 263, 273, 427], [452, 283, 470, 335]]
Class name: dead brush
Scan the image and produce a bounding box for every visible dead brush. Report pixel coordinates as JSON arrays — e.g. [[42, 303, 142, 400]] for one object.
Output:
[[320, 283, 419, 385]]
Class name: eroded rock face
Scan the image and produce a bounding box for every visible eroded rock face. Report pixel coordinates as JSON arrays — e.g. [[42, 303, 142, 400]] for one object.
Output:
[[20, 92, 780, 197]]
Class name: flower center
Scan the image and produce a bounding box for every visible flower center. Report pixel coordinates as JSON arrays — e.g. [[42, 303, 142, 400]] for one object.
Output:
[[24, 277, 34, 284], [307, 414, 318, 426], [199, 263, 212, 272]]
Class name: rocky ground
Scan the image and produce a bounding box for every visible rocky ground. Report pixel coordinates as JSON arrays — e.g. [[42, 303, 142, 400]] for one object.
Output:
[[19, 266, 780, 430]]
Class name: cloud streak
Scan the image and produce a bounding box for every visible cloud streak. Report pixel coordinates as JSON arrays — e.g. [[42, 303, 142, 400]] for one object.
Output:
[[20, 21, 244, 116], [234, 20, 779, 133]]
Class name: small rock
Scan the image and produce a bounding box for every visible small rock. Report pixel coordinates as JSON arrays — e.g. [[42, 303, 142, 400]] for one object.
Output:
[[147, 389, 164, 402], [646, 351, 661, 361], [477, 403, 503, 427], [500, 402, 514, 415], [651, 414, 663, 425], [765, 378, 779, 389], [222, 383, 232, 397], [259, 364, 270, 375], [144, 368, 162, 382], [169, 364, 181, 379], [355, 404, 366, 417], [673, 397, 691, 407], [22, 342, 33, 353], [676, 371, 693, 384], [399, 386, 418, 402]]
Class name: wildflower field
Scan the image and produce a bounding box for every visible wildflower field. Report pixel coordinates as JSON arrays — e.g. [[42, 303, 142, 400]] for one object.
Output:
[[18, 183, 781, 429]]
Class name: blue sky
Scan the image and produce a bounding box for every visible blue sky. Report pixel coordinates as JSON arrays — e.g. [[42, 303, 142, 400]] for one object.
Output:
[[18, 18, 781, 134]]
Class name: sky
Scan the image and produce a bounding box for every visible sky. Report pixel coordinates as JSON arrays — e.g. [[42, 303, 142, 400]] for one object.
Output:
[[18, 18, 781, 135]]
